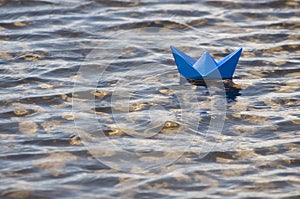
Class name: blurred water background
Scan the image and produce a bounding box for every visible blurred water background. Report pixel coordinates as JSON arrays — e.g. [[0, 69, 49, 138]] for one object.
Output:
[[0, 0, 299, 198]]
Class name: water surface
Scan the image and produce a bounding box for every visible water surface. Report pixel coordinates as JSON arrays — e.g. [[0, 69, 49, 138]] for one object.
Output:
[[0, 0, 299, 198]]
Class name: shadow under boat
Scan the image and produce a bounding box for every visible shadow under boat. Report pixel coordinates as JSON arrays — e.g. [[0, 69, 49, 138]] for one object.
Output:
[[181, 78, 242, 102]]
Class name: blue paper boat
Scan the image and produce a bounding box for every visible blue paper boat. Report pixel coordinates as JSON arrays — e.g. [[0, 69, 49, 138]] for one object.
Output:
[[170, 46, 242, 80]]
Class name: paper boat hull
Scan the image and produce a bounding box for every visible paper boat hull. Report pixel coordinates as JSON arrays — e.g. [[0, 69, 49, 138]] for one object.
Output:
[[171, 46, 242, 80]]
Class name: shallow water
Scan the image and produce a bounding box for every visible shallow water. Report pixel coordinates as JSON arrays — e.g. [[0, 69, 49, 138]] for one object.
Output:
[[1, 0, 300, 198]]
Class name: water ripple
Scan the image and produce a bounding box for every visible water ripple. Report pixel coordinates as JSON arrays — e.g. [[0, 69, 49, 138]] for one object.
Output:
[[0, 0, 299, 198]]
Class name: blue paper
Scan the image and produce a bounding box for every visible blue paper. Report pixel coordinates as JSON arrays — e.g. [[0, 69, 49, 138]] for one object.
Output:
[[170, 46, 242, 80]]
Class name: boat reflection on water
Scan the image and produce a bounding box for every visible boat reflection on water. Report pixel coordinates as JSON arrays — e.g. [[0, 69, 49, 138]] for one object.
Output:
[[183, 78, 242, 102]]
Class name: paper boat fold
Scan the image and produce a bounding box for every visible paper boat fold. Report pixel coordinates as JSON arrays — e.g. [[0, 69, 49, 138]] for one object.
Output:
[[170, 46, 242, 80]]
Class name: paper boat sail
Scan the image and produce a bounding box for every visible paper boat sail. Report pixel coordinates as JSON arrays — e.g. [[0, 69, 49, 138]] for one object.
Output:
[[170, 46, 242, 80]]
